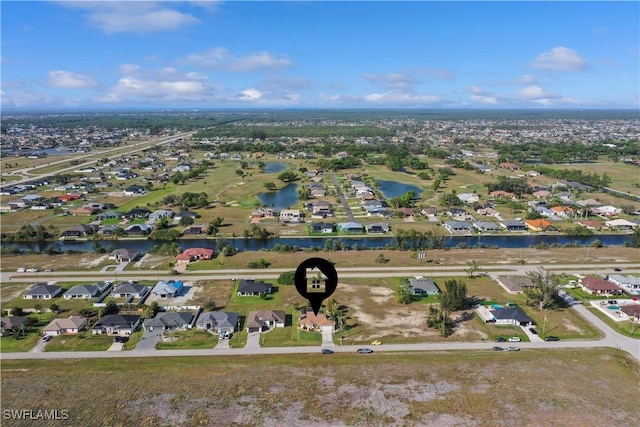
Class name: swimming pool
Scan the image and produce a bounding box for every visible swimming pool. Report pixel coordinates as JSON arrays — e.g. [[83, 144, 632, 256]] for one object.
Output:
[[607, 305, 620, 310], [492, 304, 504, 309]]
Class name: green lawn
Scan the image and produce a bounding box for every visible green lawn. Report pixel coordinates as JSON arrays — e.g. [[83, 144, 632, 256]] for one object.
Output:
[[0, 334, 41, 352], [259, 326, 322, 347], [45, 332, 113, 351], [586, 307, 640, 339], [155, 329, 217, 349]]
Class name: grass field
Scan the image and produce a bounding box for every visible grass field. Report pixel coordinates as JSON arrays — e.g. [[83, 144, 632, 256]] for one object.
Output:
[[1, 349, 638, 426]]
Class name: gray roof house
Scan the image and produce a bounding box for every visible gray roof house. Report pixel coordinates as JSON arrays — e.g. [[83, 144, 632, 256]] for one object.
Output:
[[23, 283, 62, 300], [151, 280, 184, 298], [338, 221, 364, 233], [237, 279, 273, 296], [64, 282, 111, 299], [490, 307, 534, 326], [109, 249, 138, 263], [246, 310, 286, 332], [366, 222, 390, 233], [91, 314, 141, 336], [111, 282, 150, 298], [408, 277, 440, 296], [144, 312, 194, 331], [443, 221, 473, 233], [195, 311, 239, 333], [0, 316, 28, 335]]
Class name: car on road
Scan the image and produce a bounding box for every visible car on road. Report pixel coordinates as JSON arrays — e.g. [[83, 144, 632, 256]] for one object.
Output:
[[529, 328, 538, 335], [26, 268, 38, 272], [614, 268, 622, 272], [321, 348, 334, 354], [508, 337, 521, 342], [16, 267, 25, 273], [357, 348, 373, 354], [495, 337, 506, 342], [42, 335, 52, 342], [371, 340, 382, 345], [507, 346, 520, 351], [545, 336, 560, 342], [491, 346, 503, 351], [44, 268, 54, 272]]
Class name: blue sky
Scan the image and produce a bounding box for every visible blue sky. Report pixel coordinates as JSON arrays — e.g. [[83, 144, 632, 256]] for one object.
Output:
[[1, 1, 638, 110]]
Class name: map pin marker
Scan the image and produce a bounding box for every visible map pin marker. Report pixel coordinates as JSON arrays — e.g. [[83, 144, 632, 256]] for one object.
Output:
[[294, 257, 338, 316]]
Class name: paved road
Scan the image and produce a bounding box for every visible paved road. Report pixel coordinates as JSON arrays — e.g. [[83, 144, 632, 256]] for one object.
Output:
[[332, 174, 355, 221]]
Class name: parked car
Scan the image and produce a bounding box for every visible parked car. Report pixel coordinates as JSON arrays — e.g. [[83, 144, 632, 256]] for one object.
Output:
[[357, 348, 373, 354], [42, 335, 52, 342], [545, 336, 560, 342], [495, 337, 506, 342], [508, 337, 521, 342], [529, 328, 538, 335], [16, 267, 25, 273], [614, 268, 622, 272], [321, 348, 334, 355], [491, 346, 503, 351], [44, 268, 54, 272], [26, 268, 38, 272], [507, 346, 520, 351], [371, 340, 382, 345]]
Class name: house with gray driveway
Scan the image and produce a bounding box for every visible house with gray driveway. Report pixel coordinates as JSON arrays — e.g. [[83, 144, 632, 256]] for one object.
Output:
[[111, 282, 150, 299], [195, 311, 239, 334], [408, 277, 440, 296], [64, 282, 111, 299], [91, 314, 141, 336], [246, 310, 286, 332], [237, 279, 273, 296], [144, 312, 194, 331], [23, 283, 62, 300]]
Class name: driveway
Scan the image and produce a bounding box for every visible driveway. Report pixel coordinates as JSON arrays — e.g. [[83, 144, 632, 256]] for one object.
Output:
[[134, 329, 162, 351], [215, 336, 230, 349], [321, 329, 334, 346], [29, 338, 48, 352], [244, 332, 261, 350], [107, 341, 124, 351]]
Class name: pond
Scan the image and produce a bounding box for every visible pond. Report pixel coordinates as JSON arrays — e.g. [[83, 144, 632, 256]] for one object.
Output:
[[257, 183, 298, 210], [377, 180, 423, 199], [263, 162, 287, 173]]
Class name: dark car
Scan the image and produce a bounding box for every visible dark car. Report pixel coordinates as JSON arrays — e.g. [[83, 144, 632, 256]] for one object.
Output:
[[42, 335, 52, 342], [491, 346, 503, 351], [495, 337, 506, 342], [321, 348, 334, 354], [545, 336, 560, 342], [614, 268, 622, 272], [356, 348, 373, 354], [529, 328, 538, 335]]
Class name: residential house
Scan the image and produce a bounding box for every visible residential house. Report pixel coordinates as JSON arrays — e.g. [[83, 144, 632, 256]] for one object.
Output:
[[550, 206, 574, 218], [91, 314, 141, 336], [124, 208, 151, 219], [534, 205, 555, 217], [605, 219, 637, 231], [23, 284, 62, 300], [579, 276, 623, 296], [299, 308, 335, 332], [490, 307, 534, 326], [245, 310, 286, 332], [608, 275, 640, 296], [447, 208, 473, 220], [473, 221, 502, 233], [311, 200, 332, 216], [43, 316, 87, 336], [495, 276, 534, 294], [421, 207, 439, 218], [95, 210, 123, 221], [61, 224, 96, 238], [195, 311, 239, 334], [237, 279, 273, 296], [576, 220, 605, 230], [489, 190, 517, 200], [619, 305, 640, 322], [457, 193, 480, 205], [98, 225, 123, 235], [366, 222, 390, 233], [144, 312, 194, 331], [64, 282, 110, 299], [182, 224, 207, 235], [443, 221, 473, 234], [151, 280, 184, 298], [174, 248, 214, 267], [0, 316, 28, 336], [124, 224, 152, 235], [310, 222, 335, 234], [499, 162, 521, 170], [593, 206, 621, 216], [148, 209, 175, 222], [109, 248, 138, 263], [338, 222, 364, 233], [174, 210, 200, 223], [408, 277, 440, 296], [279, 209, 303, 223], [524, 219, 555, 232], [500, 220, 527, 231], [111, 282, 149, 299]]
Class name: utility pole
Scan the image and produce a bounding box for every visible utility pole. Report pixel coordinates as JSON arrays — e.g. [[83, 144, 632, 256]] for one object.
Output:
[[542, 312, 548, 336]]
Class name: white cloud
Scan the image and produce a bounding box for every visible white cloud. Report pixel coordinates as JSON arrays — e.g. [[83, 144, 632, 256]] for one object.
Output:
[[530, 47, 588, 71], [517, 74, 537, 84], [518, 85, 557, 100], [467, 86, 500, 105], [48, 70, 98, 89], [362, 73, 417, 91], [321, 91, 440, 106], [184, 48, 293, 72], [239, 88, 262, 101], [60, 2, 200, 34]]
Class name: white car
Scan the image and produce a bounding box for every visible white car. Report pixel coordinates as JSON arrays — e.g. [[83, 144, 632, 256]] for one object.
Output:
[[26, 268, 38, 272], [508, 337, 521, 342]]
